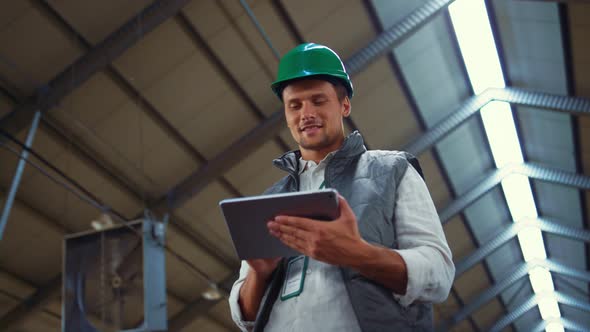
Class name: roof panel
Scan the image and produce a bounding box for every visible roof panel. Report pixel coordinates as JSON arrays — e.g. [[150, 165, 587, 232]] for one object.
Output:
[[0, 201, 62, 284], [205, 25, 265, 82], [53, 72, 128, 128], [371, 0, 426, 26], [10, 311, 60, 332], [472, 298, 506, 331], [113, 19, 197, 91], [46, 0, 152, 44], [493, 2, 566, 94], [393, 16, 470, 127], [0, 2, 31, 30], [0, 5, 82, 95], [142, 51, 231, 129], [534, 181, 583, 226], [513, 301, 541, 332], [517, 107, 576, 171], [494, 0, 560, 22], [560, 305, 590, 329], [179, 181, 240, 261], [179, 89, 260, 159], [0, 94, 11, 118], [284, 0, 374, 59], [455, 263, 491, 304], [434, 291, 460, 324], [434, 118, 494, 195], [225, 141, 286, 196], [546, 234, 585, 271], [350, 59, 419, 150], [486, 239, 523, 283], [464, 187, 511, 244], [141, 140, 200, 191], [418, 150, 453, 209], [443, 216, 476, 262]]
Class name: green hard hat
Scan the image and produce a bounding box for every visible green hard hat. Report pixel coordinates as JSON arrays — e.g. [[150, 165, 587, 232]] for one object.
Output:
[[271, 43, 353, 100]]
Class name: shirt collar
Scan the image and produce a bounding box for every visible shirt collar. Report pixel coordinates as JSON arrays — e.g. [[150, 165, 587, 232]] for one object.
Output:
[[298, 150, 337, 175]]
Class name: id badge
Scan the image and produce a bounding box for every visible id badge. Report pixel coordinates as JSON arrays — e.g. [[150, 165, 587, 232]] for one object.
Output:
[[280, 256, 309, 301]]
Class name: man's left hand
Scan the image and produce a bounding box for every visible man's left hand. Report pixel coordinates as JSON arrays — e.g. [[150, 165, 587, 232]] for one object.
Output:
[[267, 194, 368, 267]]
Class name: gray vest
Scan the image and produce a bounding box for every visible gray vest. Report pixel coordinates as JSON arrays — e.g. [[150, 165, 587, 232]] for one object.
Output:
[[262, 131, 433, 332]]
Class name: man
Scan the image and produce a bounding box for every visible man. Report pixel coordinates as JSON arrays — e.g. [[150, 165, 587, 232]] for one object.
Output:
[[228, 43, 454, 331]]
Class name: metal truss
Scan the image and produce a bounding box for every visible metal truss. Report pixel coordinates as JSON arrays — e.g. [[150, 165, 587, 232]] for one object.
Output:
[[489, 291, 590, 332], [454, 217, 590, 276], [403, 87, 590, 156], [439, 163, 590, 224], [439, 260, 590, 331]]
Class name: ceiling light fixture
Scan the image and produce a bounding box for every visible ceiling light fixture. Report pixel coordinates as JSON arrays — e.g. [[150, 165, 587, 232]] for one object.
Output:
[[449, 0, 561, 329]]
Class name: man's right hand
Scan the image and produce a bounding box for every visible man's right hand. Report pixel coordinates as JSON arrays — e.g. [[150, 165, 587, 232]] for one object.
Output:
[[239, 257, 282, 321]]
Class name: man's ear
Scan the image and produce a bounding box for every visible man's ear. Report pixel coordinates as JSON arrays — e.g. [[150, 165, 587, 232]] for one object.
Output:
[[342, 97, 351, 117]]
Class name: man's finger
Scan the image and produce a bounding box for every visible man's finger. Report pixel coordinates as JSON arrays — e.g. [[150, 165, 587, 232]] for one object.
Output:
[[280, 233, 307, 254], [274, 215, 315, 230], [278, 224, 309, 240]]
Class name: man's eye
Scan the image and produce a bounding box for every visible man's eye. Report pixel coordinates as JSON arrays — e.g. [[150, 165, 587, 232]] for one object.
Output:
[[289, 104, 301, 110], [313, 99, 326, 105]]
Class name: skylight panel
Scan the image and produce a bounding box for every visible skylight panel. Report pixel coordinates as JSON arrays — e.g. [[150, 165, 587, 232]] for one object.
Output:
[[449, 0, 561, 329]]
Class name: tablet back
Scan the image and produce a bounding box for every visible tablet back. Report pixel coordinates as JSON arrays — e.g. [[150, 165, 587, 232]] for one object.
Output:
[[219, 189, 339, 260]]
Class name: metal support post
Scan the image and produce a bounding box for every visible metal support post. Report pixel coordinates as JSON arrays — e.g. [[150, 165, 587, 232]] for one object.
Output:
[[0, 111, 42, 240]]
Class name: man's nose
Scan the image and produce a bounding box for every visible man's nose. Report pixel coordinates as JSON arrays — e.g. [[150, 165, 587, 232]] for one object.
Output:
[[301, 102, 316, 119]]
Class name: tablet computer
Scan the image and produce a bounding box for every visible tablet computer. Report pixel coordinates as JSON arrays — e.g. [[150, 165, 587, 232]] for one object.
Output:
[[219, 189, 340, 260]]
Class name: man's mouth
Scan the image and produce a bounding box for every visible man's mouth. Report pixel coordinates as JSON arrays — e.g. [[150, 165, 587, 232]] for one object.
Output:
[[300, 124, 323, 132]]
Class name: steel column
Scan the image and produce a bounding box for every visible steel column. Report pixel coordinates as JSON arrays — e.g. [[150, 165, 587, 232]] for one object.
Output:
[[0, 111, 41, 240], [0, 0, 191, 139]]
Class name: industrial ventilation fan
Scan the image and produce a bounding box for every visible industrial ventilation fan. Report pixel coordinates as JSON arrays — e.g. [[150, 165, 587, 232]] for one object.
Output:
[[62, 217, 167, 332]]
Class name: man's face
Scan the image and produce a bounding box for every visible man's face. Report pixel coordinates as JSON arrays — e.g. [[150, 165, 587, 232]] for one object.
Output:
[[282, 79, 350, 156]]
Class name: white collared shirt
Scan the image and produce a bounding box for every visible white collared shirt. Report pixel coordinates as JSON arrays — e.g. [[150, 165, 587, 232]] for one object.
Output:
[[229, 154, 454, 331]]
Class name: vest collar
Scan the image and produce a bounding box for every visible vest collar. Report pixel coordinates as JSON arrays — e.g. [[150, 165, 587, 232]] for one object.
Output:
[[273, 131, 367, 175]]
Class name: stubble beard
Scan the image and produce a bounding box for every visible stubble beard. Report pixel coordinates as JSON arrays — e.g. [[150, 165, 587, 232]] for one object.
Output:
[[298, 132, 335, 152]]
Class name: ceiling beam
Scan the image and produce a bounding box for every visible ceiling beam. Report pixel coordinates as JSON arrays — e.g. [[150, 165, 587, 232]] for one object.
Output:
[[439, 163, 590, 224], [153, 0, 459, 213], [0, 0, 191, 139], [439, 260, 590, 331], [455, 217, 590, 277], [403, 87, 590, 156], [488, 291, 590, 332]]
